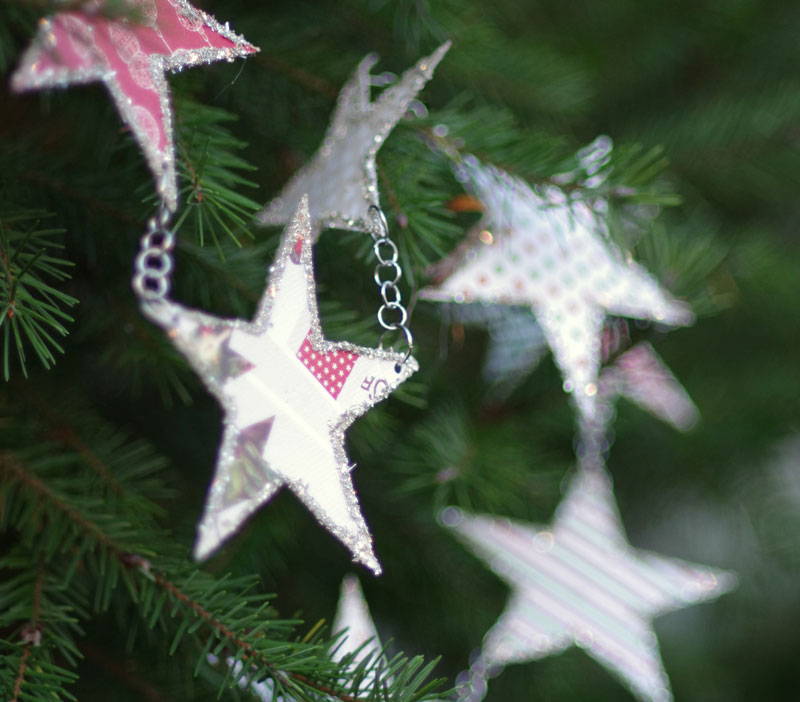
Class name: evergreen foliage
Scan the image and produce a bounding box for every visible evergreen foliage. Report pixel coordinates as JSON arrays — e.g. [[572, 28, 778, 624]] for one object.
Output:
[[1, 1, 799, 701]]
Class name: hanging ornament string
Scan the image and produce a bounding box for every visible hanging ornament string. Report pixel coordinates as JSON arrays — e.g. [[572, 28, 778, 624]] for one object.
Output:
[[132, 183, 175, 304], [368, 205, 413, 368]]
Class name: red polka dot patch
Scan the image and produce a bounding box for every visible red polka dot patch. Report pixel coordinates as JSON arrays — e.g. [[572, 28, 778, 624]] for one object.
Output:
[[297, 330, 358, 399]]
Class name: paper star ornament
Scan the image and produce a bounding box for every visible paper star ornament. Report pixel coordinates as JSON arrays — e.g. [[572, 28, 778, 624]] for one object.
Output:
[[599, 342, 699, 433], [258, 42, 450, 237], [333, 575, 384, 661], [332, 575, 388, 690], [11, 0, 257, 210], [420, 160, 694, 420], [142, 197, 417, 573], [442, 470, 735, 702]]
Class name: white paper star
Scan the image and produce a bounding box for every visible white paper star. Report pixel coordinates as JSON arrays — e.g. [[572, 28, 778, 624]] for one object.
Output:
[[258, 42, 450, 237], [442, 470, 735, 702], [420, 160, 694, 420], [10, 0, 257, 210], [142, 196, 417, 573]]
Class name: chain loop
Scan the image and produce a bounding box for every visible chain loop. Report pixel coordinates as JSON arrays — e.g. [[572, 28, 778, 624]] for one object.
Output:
[[374, 260, 402, 287], [380, 280, 402, 306], [132, 196, 175, 303], [368, 205, 413, 365], [373, 237, 398, 264]]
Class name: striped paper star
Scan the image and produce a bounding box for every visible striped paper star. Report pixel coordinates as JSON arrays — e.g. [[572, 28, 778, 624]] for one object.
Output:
[[10, 0, 257, 210], [420, 159, 693, 421], [142, 197, 417, 573], [442, 470, 735, 702], [258, 43, 449, 238]]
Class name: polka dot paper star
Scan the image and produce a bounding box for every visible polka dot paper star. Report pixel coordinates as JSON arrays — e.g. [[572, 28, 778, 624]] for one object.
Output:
[[258, 42, 450, 238], [142, 196, 417, 573], [443, 469, 735, 702], [420, 160, 694, 420], [10, 0, 257, 210]]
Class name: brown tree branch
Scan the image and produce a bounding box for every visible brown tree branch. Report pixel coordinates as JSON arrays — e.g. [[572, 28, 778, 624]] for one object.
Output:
[[11, 566, 44, 702]]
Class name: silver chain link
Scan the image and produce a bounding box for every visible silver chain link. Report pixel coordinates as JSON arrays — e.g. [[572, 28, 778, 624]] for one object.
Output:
[[368, 205, 413, 365], [132, 196, 175, 303]]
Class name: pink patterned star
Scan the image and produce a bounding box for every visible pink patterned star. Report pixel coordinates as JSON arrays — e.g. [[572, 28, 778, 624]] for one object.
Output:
[[10, 0, 257, 210]]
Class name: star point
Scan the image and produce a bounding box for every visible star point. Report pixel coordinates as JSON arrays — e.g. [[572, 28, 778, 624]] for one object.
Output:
[[143, 195, 417, 572], [10, 0, 257, 210]]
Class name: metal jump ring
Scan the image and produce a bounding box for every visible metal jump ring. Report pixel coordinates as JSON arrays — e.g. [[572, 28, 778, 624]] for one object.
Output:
[[368, 204, 390, 241], [137, 249, 173, 276], [373, 237, 398, 264], [378, 326, 413, 370], [133, 272, 169, 301], [374, 260, 402, 287], [380, 280, 402, 306], [377, 302, 408, 329]]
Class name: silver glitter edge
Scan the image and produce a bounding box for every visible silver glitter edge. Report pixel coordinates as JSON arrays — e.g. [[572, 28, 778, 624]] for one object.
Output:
[[10, 1, 258, 212], [143, 196, 417, 574]]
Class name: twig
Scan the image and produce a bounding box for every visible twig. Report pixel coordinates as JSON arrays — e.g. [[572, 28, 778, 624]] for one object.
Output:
[[11, 566, 44, 702], [0, 453, 123, 552]]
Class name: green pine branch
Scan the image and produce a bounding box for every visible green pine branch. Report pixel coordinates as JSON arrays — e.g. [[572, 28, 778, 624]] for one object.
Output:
[[173, 99, 262, 255], [0, 206, 77, 380], [0, 389, 446, 702]]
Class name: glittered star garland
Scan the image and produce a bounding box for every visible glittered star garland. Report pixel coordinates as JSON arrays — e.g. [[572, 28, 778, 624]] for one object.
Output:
[[420, 158, 694, 421], [258, 42, 450, 238], [11, 0, 257, 210], [442, 469, 736, 702], [142, 197, 417, 573]]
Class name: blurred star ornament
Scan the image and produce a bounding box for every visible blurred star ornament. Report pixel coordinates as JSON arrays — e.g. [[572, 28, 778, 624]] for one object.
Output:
[[11, 0, 257, 210], [442, 470, 736, 702], [333, 575, 384, 660], [332, 575, 388, 689], [420, 159, 694, 420], [258, 42, 450, 237], [599, 341, 699, 433], [142, 197, 417, 573], [442, 302, 548, 400]]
